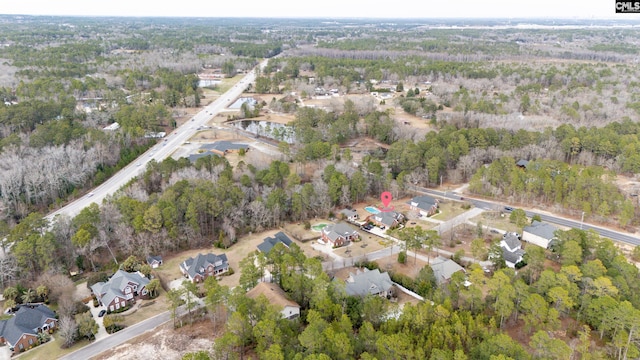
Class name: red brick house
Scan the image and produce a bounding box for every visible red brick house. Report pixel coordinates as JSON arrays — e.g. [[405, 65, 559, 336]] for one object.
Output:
[[321, 222, 360, 248], [0, 304, 57, 354], [180, 253, 229, 283]]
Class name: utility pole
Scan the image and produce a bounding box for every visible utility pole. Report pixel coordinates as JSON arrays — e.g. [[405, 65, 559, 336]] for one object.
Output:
[[580, 211, 585, 230]]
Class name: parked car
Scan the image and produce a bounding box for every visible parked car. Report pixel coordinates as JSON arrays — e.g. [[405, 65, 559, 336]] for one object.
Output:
[[98, 310, 106, 317]]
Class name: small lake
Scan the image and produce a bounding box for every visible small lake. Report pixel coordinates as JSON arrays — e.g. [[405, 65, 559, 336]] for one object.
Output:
[[230, 120, 295, 144]]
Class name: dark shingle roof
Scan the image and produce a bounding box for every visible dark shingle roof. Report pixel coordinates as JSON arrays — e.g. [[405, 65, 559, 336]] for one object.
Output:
[[257, 232, 293, 254], [322, 222, 358, 242], [523, 221, 557, 240], [200, 141, 249, 152], [502, 232, 522, 251], [90, 270, 150, 307], [146, 255, 162, 264], [181, 253, 229, 280], [0, 304, 56, 346], [345, 269, 393, 297], [409, 195, 438, 212], [503, 248, 525, 265]]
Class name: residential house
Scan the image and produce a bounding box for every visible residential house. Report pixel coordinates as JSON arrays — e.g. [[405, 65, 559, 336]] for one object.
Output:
[[91, 270, 150, 312], [367, 210, 404, 229], [523, 221, 558, 249], [408, 195, 440, 217], [321, 222, 360, 248], [246, 282, 300, 319], [146, 255, 163, 268], [180, 253, 229, 283], [500, 232, 525, 268], [0, 304, 57, 354], [344, 268, 394, 298], [340, 209, 359, 222], [430, 256, 466, 285], [258, 231, 293, 255]]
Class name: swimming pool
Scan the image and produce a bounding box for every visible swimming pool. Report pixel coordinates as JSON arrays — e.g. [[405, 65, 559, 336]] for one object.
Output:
[[364, 206, 380, 214], [311, 223, 328, 232]]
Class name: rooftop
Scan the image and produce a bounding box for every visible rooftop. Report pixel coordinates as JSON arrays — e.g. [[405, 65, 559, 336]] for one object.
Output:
[[523, 220, 558, 240]]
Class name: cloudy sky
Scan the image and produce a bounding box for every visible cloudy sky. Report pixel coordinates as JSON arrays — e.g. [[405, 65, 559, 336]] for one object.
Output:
[[1, 0, 624, 19]]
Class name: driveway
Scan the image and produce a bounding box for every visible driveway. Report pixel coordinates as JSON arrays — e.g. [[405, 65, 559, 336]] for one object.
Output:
[[0, 344, 10, 360], [88, 301, 109, 341]]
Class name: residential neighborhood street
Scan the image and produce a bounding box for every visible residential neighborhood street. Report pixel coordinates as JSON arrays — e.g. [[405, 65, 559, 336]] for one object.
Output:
[[59, 311, 171, 360]]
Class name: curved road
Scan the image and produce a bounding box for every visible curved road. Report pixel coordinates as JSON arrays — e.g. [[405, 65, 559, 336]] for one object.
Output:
[[413, 186, 640, 246], [60, 311, 171, 360], [46, 59, 268, 221]]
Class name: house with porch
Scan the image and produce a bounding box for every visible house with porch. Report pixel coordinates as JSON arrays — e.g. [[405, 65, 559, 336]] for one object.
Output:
[[523, 221, 558, 249], [366, 210, 404, 229], [246, 282, 300, 320], [321, 222, 360, 248], [408, 195, 439, 217], [91, 270, 150, 312], [0, 304, 57, 354], [344, 268, 394, 298], [180, 253, 229, 283], [500, 232, 525, 268]]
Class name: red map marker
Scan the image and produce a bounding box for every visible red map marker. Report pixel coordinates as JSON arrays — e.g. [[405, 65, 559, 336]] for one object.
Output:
[[381, 191, 393, 208]]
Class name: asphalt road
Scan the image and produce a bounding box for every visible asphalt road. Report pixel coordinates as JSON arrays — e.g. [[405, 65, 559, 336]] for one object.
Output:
[[45, 60, 268, 221], [412, 186, 640, 246], [60, 311, 171, 360]]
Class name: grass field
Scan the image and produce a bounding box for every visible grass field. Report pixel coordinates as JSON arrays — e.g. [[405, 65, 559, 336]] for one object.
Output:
[[17, 333, 91, 360]]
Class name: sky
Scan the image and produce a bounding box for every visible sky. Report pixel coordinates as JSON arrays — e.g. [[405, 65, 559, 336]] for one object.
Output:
[[1, 0, 628, 19]]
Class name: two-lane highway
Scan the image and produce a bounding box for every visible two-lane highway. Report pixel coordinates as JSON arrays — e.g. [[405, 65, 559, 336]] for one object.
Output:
[[412, 186, 640, 247], [46, 60, 268, 221]]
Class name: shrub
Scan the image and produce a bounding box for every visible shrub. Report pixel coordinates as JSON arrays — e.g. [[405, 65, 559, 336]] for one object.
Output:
[[354, 260, 380, 271], [397, 251, 407, 264], [390, 273, 416, 292]]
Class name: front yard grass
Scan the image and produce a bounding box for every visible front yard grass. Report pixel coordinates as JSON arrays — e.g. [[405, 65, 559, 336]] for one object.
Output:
[[16, 333, 91, 360], [121, 291, 169, 327], [430, 201, 471, 221], [469, 211, 522, 234]]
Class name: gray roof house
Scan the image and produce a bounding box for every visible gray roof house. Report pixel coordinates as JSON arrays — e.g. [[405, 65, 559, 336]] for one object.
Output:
[[500, 233, 525, 268], [430, 256, 465, 285], [146, 255, 163, 268], [408, 195, 439, 217], [91, 270, 150, 312], [516, 159, 530, 168], [368, 211, 404, 228], [523, 221, 558, 249], [180, 253, 229, 283], [345, 269, 394, 298], [0, 304, 57, 354], [340, 209, 359, 222], [258, 231, 293, 254], [321, 222, 360, 248]]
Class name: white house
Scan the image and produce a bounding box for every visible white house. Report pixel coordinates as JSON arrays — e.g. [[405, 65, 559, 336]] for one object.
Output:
[[522, 221, 558, 249], [500, 233, 525, 268]]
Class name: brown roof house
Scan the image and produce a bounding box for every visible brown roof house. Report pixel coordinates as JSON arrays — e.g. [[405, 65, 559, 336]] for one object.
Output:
[[321, 222, 360, 248], [0, 304, 57, 354], [180, 253, 229, 283], [246, 282, 300, 319], [91, 270, 150, 312]]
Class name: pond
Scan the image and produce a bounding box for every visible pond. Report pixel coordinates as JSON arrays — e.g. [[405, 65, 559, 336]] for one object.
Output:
[[230, 120, 295, 144]]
